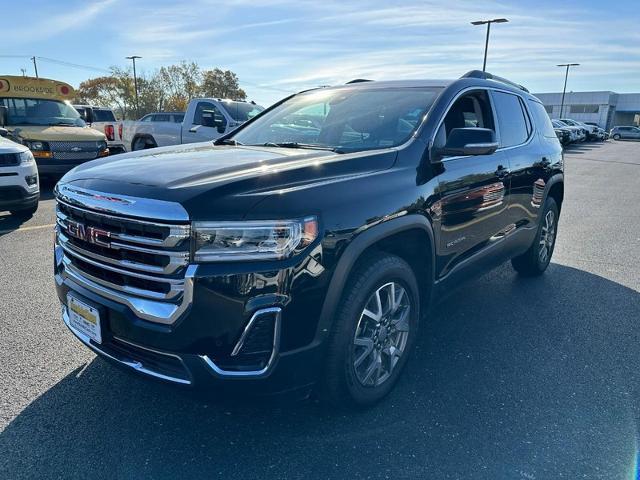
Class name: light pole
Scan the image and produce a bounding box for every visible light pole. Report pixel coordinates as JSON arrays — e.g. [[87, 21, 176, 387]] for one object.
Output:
[[557, 63, 579, 118], [471, 18, 508, 72], [126, 55, 142, 118]]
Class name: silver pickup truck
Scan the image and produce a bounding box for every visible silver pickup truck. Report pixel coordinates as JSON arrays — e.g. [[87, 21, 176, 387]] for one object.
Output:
[[124, 98, 264, 151]]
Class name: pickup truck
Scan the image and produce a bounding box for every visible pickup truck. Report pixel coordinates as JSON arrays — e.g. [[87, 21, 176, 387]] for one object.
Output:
[[125, 98, 263, 151], [74, 105, 126, 155]]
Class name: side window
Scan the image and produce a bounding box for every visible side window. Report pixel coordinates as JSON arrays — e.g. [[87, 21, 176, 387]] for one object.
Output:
[[491, 91, 529, 147], [193, 102, 227, 128], [528, 99, 557, 138], [154, 114, 170, 122], [173, 114, 184, 123], [140, 115, 151, 122], [435, 90, 495, 148]]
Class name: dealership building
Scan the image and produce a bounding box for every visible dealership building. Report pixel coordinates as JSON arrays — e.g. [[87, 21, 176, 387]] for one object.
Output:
[[533, 91, 640, 129]]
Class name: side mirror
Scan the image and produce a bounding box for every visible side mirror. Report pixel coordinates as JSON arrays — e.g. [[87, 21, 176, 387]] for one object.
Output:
[[433, 127, 498, 160], [0, 106, 7, 127], [83, 107, 94, 125], [201, 110, 225, 133], [0, 127, 8, 137]]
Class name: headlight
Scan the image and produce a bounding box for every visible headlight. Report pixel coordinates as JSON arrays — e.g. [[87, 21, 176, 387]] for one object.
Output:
[[26, 140, 48, 151], [193, 217, 318, 262], [19, 150, 35, 165]]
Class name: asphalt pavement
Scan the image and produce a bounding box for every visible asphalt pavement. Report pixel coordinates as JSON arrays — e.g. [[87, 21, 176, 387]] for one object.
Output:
[[1, 140, 639, 479]]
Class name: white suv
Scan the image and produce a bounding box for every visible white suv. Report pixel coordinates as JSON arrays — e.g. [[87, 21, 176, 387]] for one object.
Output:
[[0, 131, 39, 217]]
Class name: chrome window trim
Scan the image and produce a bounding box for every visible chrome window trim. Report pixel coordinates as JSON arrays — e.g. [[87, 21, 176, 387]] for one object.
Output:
[[55, 183, 190, 222], [62, 307, 191, 385], [200, 307, 281, 378]]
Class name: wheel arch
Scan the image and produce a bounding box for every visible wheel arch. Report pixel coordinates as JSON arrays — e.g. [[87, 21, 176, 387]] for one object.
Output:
[[545, 174, 564, 212], [131, 134, 157, 151], [315, 214, 436, 342]]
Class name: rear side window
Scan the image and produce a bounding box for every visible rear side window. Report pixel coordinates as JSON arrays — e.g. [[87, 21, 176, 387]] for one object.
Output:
[[93, 109, 116, 122], [491, 91, 529, 147], [528, 100, 557, 138]]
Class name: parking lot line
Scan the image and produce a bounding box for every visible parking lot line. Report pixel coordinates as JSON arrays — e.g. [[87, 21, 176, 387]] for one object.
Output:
[[0, 223, 55, 235]]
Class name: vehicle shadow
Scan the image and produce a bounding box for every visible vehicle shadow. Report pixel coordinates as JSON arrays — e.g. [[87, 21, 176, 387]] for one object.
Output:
[[0, 177, 56, 236], [1, 263, 639, 479]]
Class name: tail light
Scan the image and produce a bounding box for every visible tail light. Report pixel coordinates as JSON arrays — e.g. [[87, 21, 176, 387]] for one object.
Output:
[[104, 124, 115, 141], [118, 123, 123, 140]]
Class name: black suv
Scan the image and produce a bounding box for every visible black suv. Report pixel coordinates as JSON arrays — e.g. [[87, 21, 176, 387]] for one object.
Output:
[[54, 71, 564, 407]]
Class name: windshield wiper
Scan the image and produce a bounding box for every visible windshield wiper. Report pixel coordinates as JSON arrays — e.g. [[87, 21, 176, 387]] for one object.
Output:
[[216, 138, 243, 146], [256, 142, 343, 153]]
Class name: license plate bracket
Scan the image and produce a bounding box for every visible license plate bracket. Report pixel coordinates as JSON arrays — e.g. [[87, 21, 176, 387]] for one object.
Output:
[[67, 294, 102, 344]]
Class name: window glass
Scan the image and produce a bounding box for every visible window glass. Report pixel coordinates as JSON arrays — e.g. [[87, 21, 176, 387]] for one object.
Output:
[[193, 102, 227, 128], [528, 100, 557, 138], [232, 87, 441, 152], [173, 114, 184, 123], [434, 90, 495, 149], [93, 109, 116, 122], [492, 91, 529, 147], [140, 115, 151, 122], [220, 102, 265, 122], [153, 114, 171, 122], [0, 97, 84, 127]]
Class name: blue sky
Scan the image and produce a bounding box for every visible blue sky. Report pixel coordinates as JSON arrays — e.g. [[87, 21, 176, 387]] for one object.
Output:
[[2, 0, 638, 106]]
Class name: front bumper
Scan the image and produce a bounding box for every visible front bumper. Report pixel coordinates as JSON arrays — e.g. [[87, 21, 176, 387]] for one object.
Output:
[[0, 185, 39, 211], [54, 243, 328, 393]]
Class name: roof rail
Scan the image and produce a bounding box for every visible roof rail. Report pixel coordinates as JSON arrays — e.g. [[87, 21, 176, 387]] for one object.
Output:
[[461, 70, 529, 93], [346, 79, 373, 84]]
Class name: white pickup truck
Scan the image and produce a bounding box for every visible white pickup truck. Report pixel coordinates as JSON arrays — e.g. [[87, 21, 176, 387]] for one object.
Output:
[[73, 105, 126, 154], [125, 98, 264, 151]]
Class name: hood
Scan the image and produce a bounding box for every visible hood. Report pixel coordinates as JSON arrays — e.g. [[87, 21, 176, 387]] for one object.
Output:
[[60, 141, 397, 214], [9, 125, 106, 142]]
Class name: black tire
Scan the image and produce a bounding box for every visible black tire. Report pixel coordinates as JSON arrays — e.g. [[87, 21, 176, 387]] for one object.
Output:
[[511, 197, 559, 276], [10, 204, 38, 218], [319, 252, 420, 408], [132, 136, 156, 151], [612, 134, 621, 140]]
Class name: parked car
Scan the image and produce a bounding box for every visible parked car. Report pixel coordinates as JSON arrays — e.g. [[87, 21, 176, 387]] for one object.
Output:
[[125, 99, 264, 151], [54, 70, 564, 407], [554, 127, 571, 145], [583, 122, 607, 141], [559, 118, 594, 140], [552, 120, 582, 143], [0, 131, 39, 217], [610, 126, 640, 140], [74, 105, 126, 155]]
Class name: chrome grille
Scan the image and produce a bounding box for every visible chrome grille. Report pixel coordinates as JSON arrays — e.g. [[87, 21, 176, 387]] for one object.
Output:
[[49, 141, 103, 151], [0, 153, 20, 166], [56, 198, 191, 303], [52, 151, 99, 161]]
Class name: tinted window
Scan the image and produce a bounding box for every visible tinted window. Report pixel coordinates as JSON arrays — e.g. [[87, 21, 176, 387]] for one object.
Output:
[[93, 109, 116, 122], [528, 100, 557, 138], [173, 114, 184, 123], [153, 114, 171, 122], [220, 102, 264, 122], [491, 91, 529, 147]]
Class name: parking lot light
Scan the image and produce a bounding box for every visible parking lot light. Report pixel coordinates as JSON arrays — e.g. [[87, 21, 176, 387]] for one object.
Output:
[[471, 18, 509, 72], [557, 63, 580, 118]]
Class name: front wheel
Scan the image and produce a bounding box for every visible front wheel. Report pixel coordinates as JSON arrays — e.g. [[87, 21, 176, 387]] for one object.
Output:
[[320, 253, 420, 408], [612, 134, 621, 140], [512, 197, 559, 276]]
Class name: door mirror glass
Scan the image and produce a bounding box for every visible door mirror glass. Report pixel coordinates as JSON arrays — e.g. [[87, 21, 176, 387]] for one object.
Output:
[[433, 127, 498, 160]]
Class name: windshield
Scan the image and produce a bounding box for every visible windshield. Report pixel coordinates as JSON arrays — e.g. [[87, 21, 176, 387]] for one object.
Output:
[[231, 87, 441, 153], [220, 101, 264, 122], [1, 97, 84, 127]]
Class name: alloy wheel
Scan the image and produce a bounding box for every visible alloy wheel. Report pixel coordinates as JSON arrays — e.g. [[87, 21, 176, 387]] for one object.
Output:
[[539, 209, 556, 264], [352, 282, 411, 387]]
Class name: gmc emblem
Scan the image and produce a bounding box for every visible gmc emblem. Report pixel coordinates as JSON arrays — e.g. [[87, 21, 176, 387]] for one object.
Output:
[[66, 220, 111, 247]]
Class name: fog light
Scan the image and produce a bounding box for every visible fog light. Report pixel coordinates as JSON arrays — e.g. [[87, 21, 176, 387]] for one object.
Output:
[[25, 174, 38, 186]]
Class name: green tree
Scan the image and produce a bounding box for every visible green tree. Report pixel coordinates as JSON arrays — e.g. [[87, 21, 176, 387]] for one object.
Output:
[[200, 68, 246, 100]]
